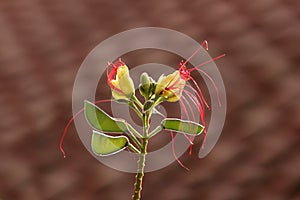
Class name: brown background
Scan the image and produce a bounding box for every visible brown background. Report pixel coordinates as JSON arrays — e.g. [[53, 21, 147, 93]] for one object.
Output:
[[0, 0, 300, 200]]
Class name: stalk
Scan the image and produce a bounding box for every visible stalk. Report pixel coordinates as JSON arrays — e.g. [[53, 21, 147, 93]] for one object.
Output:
[[132, 112, 150, 200]]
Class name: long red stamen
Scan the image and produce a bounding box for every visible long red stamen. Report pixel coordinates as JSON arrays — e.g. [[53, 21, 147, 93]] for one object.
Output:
[[184, 90, 205, 124], [179, 98, 189, 122], [186, 86, 205, 112], [184, 90, 207, 136], [181, 95, 196, 127], [184, 90, 207, 135], [179, 99, 194, 145], [59, 99, 113, 158], [182, 40, 209, 66], [157, 98, 191, 169], [177, 44, 224, 150], [59, 109, 82, 158], [183, 90, 203, 118], [188, 54, 226, 72], [170, 131, 189, 171], [197, 69, 221, 106], [181, 95, 196, 155], [187, 79, 209, 109], [184, 90, 200, 108]]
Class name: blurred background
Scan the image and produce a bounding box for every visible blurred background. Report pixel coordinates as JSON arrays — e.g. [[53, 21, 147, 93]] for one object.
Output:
[[0, 0, 299, 199]]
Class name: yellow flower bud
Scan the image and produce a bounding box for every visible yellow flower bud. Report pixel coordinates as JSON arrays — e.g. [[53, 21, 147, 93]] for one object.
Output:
[[107, 60, 135, 100], [155, 71, 186, 102]]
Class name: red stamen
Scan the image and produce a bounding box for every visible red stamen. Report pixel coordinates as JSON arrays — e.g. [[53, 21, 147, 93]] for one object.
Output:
[[106, 58, 126, 82], [188, 54, 226, 72], [183, 90, 202, 113], [182, 40, 209, 66], [107, 62, 118, 82], [179, 64, 191, 81], [181, 95, 196, 156], [197, 69, 221, 107], [187, 78, 210, 109], [187, 87, 205, 112], [179, 99, 194, 145], [181, 95, 196, 127], [106, 59, 127, 95], [59, 109, 82, 158], [184, 89, 205, 122], [185, 91, 205, 118], [183, 90, 207, 148], [176, 43, 224, 152], [59, 99, 113, 158], [170, 131, 189, 171], [184, 90, 207, 136], [156, 96, 191, 168], [114, 58, 126, 68]]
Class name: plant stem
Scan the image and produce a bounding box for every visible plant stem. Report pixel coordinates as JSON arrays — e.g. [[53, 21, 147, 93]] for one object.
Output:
[[128, 101, 142, 118], [131, 96, 144, 109], [132, 138, 148, 200], [128, 142, 141, 154], [132, 112, 150, 200]]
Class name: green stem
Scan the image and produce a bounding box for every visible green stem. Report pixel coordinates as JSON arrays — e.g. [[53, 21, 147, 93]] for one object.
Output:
[[132, 138, 148, 200], [132, 112, 150, 200], [126, 124, 142, 149], [128, 143, 141, 154], [131, 96, 144, 109], [128, 101, 142, 118], [127, 123, 143, 138]]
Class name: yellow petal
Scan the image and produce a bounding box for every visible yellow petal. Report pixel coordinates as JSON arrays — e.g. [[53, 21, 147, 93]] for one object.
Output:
[[155, 70, 186, 102], [118, 71, 135, 96], [109, 64, 135, 100], [112, 90, 127, 100], [111, 80, 119, 88], [117, 65, 129, 79]]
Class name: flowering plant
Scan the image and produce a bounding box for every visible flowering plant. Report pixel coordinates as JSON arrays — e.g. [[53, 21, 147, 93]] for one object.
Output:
[[60, 41, 224, 200]]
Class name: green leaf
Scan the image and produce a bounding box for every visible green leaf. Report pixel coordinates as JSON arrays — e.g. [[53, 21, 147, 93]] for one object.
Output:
[[162, 118, 204, 135], [91, 130, 128, 156], [84, 100, 127, 132]]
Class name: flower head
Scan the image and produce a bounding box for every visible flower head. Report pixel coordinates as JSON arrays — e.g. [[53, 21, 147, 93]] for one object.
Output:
[[155, 71, 186, 102], [107, 59, 135, 100]]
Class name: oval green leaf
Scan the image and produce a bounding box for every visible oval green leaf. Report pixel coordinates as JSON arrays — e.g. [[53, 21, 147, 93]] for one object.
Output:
[[84, 100, 127, 132], [162, 118, 204, 135], [91, 130, 128, 156]]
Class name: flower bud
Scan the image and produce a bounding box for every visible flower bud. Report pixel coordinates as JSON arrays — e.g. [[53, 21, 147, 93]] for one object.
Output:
[[140, 72, 151, 88], [139, 72, 155, 100], [107, 59, 135, 100]]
